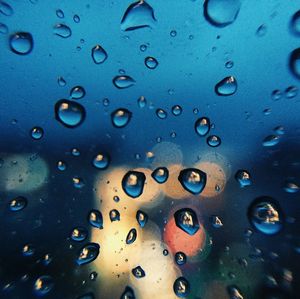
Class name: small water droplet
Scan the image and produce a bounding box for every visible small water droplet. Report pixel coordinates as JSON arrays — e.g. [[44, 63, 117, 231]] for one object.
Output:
[[22, 244, 35, 257], [121, 286, 135, 299], [283, 180, 300, 193], [113, 75, 136, 89], [0, 23, 8, 34], [56, 9, 64, 18], [73, 176, 85, 189], [145, 56, 158, 69], [140, 44, 147, 52], [290, 10, 300, 36], [53, 24, 72, 38], [71, 227, 88, 242], [70, 86, 85, 99], [289, 48, 300, 79], [285, 86, 298, 99], [195, 117, 210, 137], [121, 1, 156, 31], [172, 105, 182, 116], [235, 170, 252, 187], [227, 285, 244, 299], [126, 228, 137, 244], [215, 76, 237, 96], [43, 253, 52, 266], [33, 276, 54, 296], [207, 135, 221, 147], [0, 1, 13, 16], [89, 271, 97, 281], [273, 126, 285, 135], [225, 60, 234, 69], [88, 210, 103, 229], [122, 170, 146, 198], [73, 14, 80, 23], [55, 99, 86, 128], [175, 252, 186, 266], [111, 108, 132, 128], [92, 153, 110, 169], [57, 160, 67, 171], [30, 127, 44, 140], [57, 76, 66, 87], [9, 32, 33, 55], [151, 167, 169, 184], [9, 196, 27, 211], [132, 266, 145, 278], [76, 243, 100, 265], [109, 209, 120, 222], [138, 95, 147, 108], [92, 45, 108, 64], [72, 148, 80, 156], [136, 210, 148, 228], [170, 30, 177, 37], [256, 24, 267, 37], [210, 215, 223, 228], [156, 108, 167, 119], [262, 135, 280, 147], [173, 277, 190, 298], [271, 89, 282, 101]]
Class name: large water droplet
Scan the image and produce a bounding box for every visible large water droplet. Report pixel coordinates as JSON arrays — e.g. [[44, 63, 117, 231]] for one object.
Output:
[[207, 135, 221, 147], [92, 153, 110, 169], [70, 86, 85, 99], [53, 24, 72, 38], [88, 210, 103, 229], [33, 276, 54, 296], [76, 243, 100, 265], [262, 135, 280, 147], [235, 170, 252, 187], [9, 32, 33, 55], [175, 252, 187, 266], [248, 197, 284, 235], [145, 56, 158, 69], [121, 286, 135, 299], [151, 167, 169, 184], [113, 75, 136, 89], [91, 45, 108, 64], [173, 277, 190, 298], [71, 227, 88, 242], [9, 196, 27, 211], [195, 117, 210, 137], [30, 127, 44, 140], [136, 210, 148, 228], [174, 208, 200, 235], [109, 209, 120, 222], [132, 266, 145, 278], [111, 108, 132, 128], [122, 170, 146, 198], [178, 168, 207, 194], [121, 1, 156, 31], [0, 1, 13, 16], [55, 99, 86, 128], [215, 76, 237, 96], [204, 0, 241, 27], [126, 228, 137, 244]]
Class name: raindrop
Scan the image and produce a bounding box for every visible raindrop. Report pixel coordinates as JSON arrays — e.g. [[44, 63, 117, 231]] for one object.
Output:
[[283, 181, 300, 193], [248, 197, 284, 235], [43, 253, 52, 266], [111, 108, 132, 128], [285, 86, 298, 99], [175, 252, 187, 266], [256, 24, 267, 37], [9, 32, 33, 55], [22, 244, 35, 257], [195, 117, 210, 137], [56, 9, 64, 18], [136, 210, 148, 228], [121, 1, 156, 31], [91, 45, 108, 64], [262, 135, 280, 147], [57, 160, 67, 171], [271, 89, 282, 101], [172, 105, 182, 116], [76, 243, 100, 266], [290, 10, 300, 36], [151, 167, 169, 184], [207, 135, 221, 147], [174, 208, 200, 235], [55, 99, 86, 128], [170, 30, 177, 37], [113, 195, 120, 202], [163, 249, 169, 256], [122, 170, 146, 198], [0, 23, 8, 34], [113, 75, 136, 89], [215, 76, 237, 96], [156, 108, 167, 119], [109, 209, 120, 222], [235, 170, 252, 187], [89, 271, 98, 281], [92, 153, 110, 169], [173, 277, 190, 298], [227, 285, 244, 299], [225, 60, 234, 69], [145, 56, 158, 69], [138, 96, 147, 108], [204, 0, 240, 27], [53, 24, 72, 38], [9, 196, 27, 211], [132, 266, 145, 278], [72, 148, 81, 156], [0, 1, 13, 16], [71, 227, 88, 242], [33, 276, 54, 296], [103, 98, 110, 106], [289, 48, 300, 79], [121, 286, 135, 299], [73, 176, 85, 189], [70, 86, 86, 99], [88, 210, 103, 229], [178, 168, 207, 194], [210, 215, 223, 228], [30, 127, 44, 140], [273, 126, 285, 135], [57, 76, 66, 87], [126, 228, 137, 244], [73, 14, 80, 23]]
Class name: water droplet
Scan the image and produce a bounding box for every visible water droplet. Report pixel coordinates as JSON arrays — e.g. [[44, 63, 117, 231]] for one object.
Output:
[[271, 89, 282, 101], [122, 170, 146, 198], [283, 181, 300, 193], [138, 95, 147, 108], [204, 0, 241, 27], [92, 153, 110, 169], [210, 215, 223, 228], [73, 14, 80, 23], [195, 117, 210, 137], [172, 105, 182, 116], [9, 32, 33, 55], [57, 76, 66, 87], [145, 56, 158, 69], [56, 9, 64, 18], [273, 126, 285, 135], [156, 108, 167, 119], [256, 24, 267, 37], [140, 44, 147, 52], [151, 167, 169, 184], [0, 23, 8, 34], [113, 195, 120, 202], [33, 276, 54, 296], [72, 148, 80, 156], [9, 196, 27, 211], [235, 170, 252, 187], [103, 98, 110, 106], [136, 210, 148, 228], [289, 48, 300, 79], [225, 60, 234, 69], [109, 209, 120, 222], [89, 271, 98, 281], [53, 24, 72, 38], [121, 286, 135, 299], [0, 1, 13, 16], [91, 45, 108, 64], [76, 243, 100, 265], [30, 127, 44, 140], [126, 228, 137, 244], [111, 108, 132, 128], [88, 210, 103, 229], [227, 285, 244, 299], [263, 108, 271, 116], [173, 277, 190, 298], [77, 293, 95, 299], [290, 10, 300, 36], [121, 1, 156, 31], [73, 176, 85, 189], [178, 168, 207, 194], [55, 99, 86, 128], [207, 135, 221, 147], [262, 135, 280, 147], [22, 244, 35, 257], [248, 197, 284, 235], [132, 266, 145, 278], [71, 227, 88, 242], [175, 252, 186, 266], [70, 86, 85, 99], [285, 86, 298, 99], [215, 76, 237, 96], [57, 160, 67, 171], [113, 75, 136, 89], [170, 30, 177, 37], [43, 253, 52, 266], [174, 208, 200, 236]]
